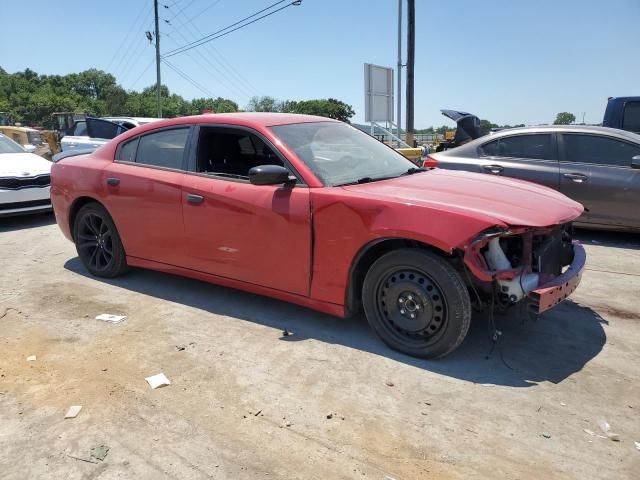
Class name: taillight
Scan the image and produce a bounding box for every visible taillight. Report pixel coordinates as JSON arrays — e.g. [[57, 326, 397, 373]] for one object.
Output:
[[422, 155, 438, 168]]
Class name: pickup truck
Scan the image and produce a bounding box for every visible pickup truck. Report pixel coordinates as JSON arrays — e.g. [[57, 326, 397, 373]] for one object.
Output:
[[603, 97, 640, 134]]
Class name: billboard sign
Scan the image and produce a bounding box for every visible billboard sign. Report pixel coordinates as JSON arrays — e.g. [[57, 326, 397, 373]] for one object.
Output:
[[364, 63, 394, 123]]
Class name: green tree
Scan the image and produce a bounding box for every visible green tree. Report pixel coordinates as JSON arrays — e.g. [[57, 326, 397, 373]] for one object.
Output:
[[553, 112, 576, 125], [246, 96, 282, 112], [191, 97, 239, 114], [283, 98, 355, 123], [479, 119, 499, 135]]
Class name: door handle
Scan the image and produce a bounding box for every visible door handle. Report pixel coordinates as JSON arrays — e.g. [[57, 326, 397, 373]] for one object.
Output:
[[482, 164, 504, 174], [186, 193, 204, 205], [106, 177, 120, 186], [563, 173, 588, 183]]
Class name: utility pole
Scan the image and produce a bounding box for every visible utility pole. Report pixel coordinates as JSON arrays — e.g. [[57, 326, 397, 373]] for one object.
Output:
[[154, 0, 162, 118], [397, 0, 402, 147], [405, 0, 415, 147]]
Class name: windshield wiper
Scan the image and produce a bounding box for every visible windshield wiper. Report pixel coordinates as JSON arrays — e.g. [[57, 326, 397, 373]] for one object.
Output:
[[336, 175, 396, 186], [403, 167, 426, 175]]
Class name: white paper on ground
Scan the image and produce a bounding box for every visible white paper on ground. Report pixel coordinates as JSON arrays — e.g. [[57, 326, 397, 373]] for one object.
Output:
[[145, 373, 171, 389], [65, 405, 83, 418], [95, 314, 127, 323], [26, 355, 36, 362]]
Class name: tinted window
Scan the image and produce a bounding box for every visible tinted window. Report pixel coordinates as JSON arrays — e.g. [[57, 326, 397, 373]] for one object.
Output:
[[73, 121, 87, 136], [480, 134, 551, 159], [136, 128, 189, 169], [117, 137, 139, 162], [563, 134, 640, 167], [87, 118, 124, 140], [196, 128, 283, 179], [622, 101, 640, 133]]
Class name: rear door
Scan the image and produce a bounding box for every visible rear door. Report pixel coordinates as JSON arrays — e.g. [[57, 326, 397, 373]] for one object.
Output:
[[103, 126, 193, 265], [471, 133, 560, 189], [62, 118, 126, 151], [559, 133, 640, 228]]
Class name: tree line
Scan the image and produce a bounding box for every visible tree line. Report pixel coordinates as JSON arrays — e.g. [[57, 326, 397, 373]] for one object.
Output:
[[0, 67, 355, 128]]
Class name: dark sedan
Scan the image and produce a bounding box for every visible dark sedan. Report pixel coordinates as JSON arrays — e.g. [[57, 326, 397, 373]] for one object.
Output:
[[427, 125, 640, 231]]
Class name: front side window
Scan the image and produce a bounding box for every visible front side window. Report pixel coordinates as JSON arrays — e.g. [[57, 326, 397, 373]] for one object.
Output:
[[563, 134, 640, 167], [479, 134, 551, 160], [118, 128, 189, 169], [269, 122, 415, 186], [195, 127, 284, 179], [622, 101, 640, 133]]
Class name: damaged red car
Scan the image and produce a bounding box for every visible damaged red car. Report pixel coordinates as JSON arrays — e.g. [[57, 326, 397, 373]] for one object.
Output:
[[50, 113, 586, 358]]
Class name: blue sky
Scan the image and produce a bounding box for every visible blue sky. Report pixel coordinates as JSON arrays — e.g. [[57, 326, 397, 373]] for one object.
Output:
[[1, 0, 639, 127]]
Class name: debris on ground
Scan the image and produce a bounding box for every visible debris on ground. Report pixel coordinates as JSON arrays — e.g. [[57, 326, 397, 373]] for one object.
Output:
[[67, 454, 97, 464], [635, 441, 640, 451], [64, 406, 83, 419], [542, 432, 551, 439], [26, 355, 36, 362], [90, 445, 110, 461], [175, 344, 186, 351], [584, 429, 607, 439], [326, 412, 334, 419], [385, 381, 394, 387], [95, 314, 127, 324], [254, 409, 262, 416], [145, 373, 171, 389], [597, 418, 621, 442]]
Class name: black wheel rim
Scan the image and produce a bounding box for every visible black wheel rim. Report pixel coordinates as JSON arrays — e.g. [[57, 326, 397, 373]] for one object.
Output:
[[375, 267, 448, 349], [77, 212, 114, 272]]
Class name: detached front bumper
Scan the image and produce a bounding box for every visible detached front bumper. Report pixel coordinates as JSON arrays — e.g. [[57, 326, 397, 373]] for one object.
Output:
[[528, 241, 586, 313]]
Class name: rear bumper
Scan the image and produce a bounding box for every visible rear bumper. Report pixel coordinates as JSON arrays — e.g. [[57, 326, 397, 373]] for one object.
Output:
[[528, 241, 586, 313]]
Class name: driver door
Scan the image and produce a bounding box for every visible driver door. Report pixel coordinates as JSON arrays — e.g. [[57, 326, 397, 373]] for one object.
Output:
[[181, 126, 312, 296]]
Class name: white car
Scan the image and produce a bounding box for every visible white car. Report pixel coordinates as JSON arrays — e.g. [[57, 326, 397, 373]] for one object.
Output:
[[0, 133, 52, 217], [60, 117, 160, 152]]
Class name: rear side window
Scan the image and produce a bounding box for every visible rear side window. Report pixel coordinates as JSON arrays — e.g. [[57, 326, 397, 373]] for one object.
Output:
[[563, 134, 640, 167], [117, 137, 139, 162], [479, 134, 551, 160], [73, 121, 87, 136], [135, 128, 189, 169], [622, 101, 640, 133]]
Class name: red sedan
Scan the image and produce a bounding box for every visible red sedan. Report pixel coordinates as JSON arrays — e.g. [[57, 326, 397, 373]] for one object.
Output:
[[50, 113, 585, 358]]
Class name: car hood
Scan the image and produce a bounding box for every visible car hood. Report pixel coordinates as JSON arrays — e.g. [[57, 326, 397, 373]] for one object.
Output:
[[342, 169, 583, 228], [0, 152, 52, 177]]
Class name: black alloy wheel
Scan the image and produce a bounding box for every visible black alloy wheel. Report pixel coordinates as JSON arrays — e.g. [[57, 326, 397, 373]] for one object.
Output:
[[73, 203, 128, 278]]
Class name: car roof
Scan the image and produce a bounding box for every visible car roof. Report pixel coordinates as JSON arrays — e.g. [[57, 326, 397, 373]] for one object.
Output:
[[0, 126, 38, 132], [102, 116, 160, 124], [140, 112, 339, 130], [485, 124, 640, 141]]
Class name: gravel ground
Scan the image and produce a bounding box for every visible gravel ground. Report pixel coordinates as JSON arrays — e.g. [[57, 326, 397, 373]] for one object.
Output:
[[1, 213, 638, 479]]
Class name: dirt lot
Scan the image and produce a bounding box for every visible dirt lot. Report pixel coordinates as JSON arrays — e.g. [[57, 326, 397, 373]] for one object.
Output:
[[1, 213, 639, 480]]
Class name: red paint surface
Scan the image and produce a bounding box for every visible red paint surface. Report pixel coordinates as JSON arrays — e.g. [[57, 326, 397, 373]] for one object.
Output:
[[51, 113, 584, 317]]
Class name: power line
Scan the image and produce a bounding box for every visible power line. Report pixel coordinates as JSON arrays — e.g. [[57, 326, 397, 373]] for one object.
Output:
[[112, 9, 154, 78], [106, 2, 148, 72], [168, 0, 223, 31], [169, 3, 260, 96], [130, 58, 156, 90], [162, 58, 217, 98], [167, 5, 257, 99], [163, 0, 301, 59]]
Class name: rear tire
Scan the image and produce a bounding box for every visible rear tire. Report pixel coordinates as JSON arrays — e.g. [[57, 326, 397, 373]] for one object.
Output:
[[362, 249, 471, 359], [73, 203, 128, 278]]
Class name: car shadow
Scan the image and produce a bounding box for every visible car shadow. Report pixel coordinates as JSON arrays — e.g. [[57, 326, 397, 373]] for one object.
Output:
[[575, 227, 640, 251], [0, 212, 55, 232], [64, 257, 606, 388]]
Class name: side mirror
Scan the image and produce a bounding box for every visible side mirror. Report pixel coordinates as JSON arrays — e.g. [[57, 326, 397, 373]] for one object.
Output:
[[248, 165, 294, 186], [632, 155, 640, 169], [23, 144, 36, 153]]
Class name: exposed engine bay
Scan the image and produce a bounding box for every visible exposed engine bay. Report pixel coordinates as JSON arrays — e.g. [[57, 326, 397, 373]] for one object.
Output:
[[461, 223, 578, 311]]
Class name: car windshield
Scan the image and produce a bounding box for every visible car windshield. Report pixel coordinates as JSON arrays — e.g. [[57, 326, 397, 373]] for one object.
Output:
[[269, 122, 417, 186], [0, 134, 26, 154]]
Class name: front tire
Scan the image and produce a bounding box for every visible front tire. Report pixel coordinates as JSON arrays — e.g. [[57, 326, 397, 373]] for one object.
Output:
[[362, 249, 471, 359], [73, 203, 128, 278]]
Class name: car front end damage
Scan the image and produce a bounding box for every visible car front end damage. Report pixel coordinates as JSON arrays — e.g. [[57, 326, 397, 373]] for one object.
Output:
[[460, 223, 585, 314]]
